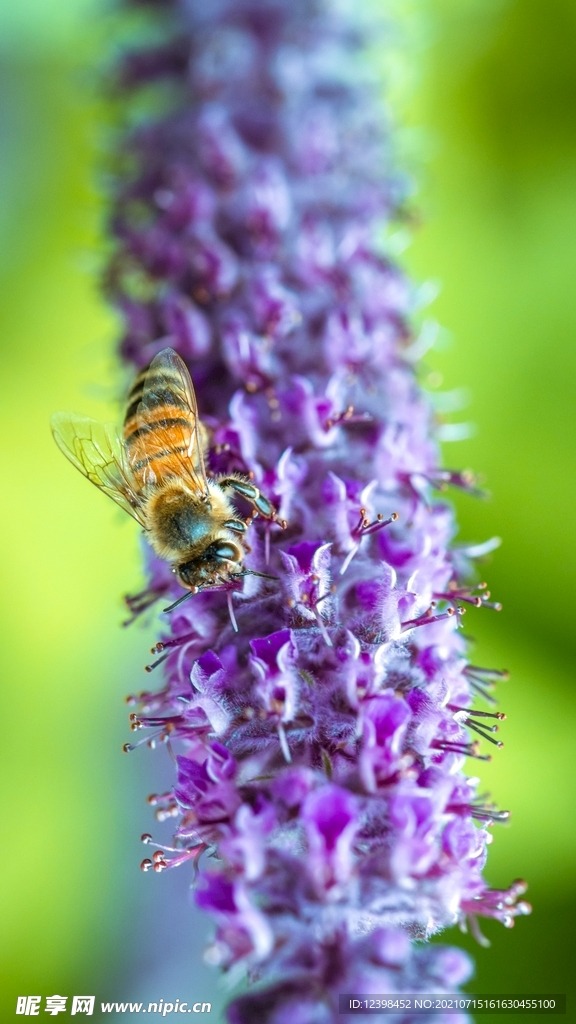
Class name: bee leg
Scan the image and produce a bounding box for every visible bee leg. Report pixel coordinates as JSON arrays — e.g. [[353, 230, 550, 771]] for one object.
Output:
[[218, 476, 282, 523], [223, 518, 248, 534]]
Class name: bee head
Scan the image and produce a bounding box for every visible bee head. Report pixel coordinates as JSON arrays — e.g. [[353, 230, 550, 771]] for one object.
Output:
[[176, 539, 244, 590]]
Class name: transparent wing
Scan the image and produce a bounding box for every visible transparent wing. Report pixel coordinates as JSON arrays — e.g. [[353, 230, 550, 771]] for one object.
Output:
[[136, 347, 209, 497], [51, 412, 147, 526]]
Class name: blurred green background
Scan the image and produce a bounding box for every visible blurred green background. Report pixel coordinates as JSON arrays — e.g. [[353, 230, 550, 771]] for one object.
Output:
[[1, 0, 575, 1020]]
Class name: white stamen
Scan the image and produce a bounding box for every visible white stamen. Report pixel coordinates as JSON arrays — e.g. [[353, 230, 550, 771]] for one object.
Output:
[[227, 591, 238, 632], [339, 543, 359, 575], [278, 723, 292, 763], [459, 536, 502, 558]]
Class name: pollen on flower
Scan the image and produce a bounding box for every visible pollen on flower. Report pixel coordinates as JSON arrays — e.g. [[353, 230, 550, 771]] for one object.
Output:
[[108, 0, 528, 1017]]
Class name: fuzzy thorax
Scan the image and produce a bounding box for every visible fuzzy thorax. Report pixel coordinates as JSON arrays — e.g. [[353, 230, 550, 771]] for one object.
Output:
[[145, 479, 236, 564]]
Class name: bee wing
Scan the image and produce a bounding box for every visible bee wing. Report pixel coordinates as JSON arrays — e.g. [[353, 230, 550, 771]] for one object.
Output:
[[136, 347, 210, 497], [51, 412, 147, 526]]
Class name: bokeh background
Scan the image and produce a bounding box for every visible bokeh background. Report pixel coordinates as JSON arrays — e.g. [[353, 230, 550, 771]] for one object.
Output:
[[1, 0, 575, 1019]]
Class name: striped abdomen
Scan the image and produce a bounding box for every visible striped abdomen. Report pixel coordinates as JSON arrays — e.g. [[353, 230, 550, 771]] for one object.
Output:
[[123, 364, 197, 489]]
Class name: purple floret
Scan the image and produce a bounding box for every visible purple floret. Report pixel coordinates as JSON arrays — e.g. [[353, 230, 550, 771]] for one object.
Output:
[[115, 0, 530, 1018]]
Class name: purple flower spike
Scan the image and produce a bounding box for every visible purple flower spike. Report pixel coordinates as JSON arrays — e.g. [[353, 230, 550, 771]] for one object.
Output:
[[360, 691, 412, 791], [302, 783, 359, 891], [106, 0, 531, 1018]]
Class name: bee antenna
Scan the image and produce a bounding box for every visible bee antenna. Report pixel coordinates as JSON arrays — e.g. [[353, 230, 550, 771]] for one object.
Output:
[[163, 589, 197, 613], [239, 569, 279, 581]]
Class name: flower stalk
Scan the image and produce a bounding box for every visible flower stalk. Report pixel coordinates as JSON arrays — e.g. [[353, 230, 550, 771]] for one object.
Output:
[[108, 0, 530, 1019]]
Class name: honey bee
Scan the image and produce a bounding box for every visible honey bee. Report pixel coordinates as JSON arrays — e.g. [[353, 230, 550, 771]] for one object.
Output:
[[52, 348, 280, 606]]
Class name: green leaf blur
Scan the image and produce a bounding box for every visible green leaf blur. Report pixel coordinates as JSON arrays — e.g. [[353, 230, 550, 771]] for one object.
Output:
[[402, 0, 576, 1008]]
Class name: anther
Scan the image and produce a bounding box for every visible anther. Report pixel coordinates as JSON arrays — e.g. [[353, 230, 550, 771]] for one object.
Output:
[[448, 705, 506, 720], [436, 583, 502, 611], [141, 833, 153, 844], [140, 859, 153, 872], [154, 806, 177, 823], [151, 632, 197, 655], [341, 511, 398, 575], [432, 739, 492, 762], [401, 608, 457, 631], [510, 880, 529, 898], [145, 651, 170, 672], [357, 512, 399, 537], [123, 727, 167, 753], [466, 720, 504, 747], [324, 406, 372, 431]]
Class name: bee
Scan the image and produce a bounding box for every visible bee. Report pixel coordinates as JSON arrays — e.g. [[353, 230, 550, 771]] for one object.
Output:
[[51, 348, 280, 607]]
